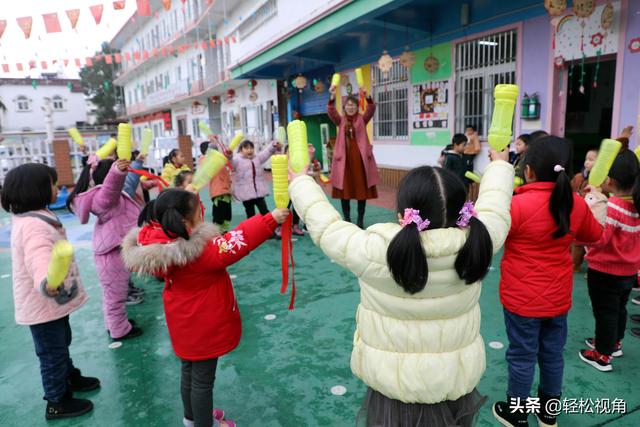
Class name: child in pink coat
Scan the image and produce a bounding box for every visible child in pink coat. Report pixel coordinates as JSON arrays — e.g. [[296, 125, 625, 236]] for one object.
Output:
[[67, 157, 142, 340], [1, 163, 99, 420]]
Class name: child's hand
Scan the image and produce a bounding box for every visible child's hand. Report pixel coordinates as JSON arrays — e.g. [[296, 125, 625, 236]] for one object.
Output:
[[489, 148, 509, 162], [271, 208, 290, 225], [584, 184, 602, 194], [44, 283, 60, 297], [273, 141, 283, 150], [136, 153, 147, 162], [115, 159, 131, 171], [619, 125, 633, 140]]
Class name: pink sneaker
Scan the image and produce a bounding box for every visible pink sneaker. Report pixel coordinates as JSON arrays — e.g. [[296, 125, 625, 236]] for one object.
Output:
[[292, 224, 304, 236], [213, 409, 236, 427]]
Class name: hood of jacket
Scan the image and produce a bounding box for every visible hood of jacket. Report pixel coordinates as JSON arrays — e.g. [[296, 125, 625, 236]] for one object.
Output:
[[122, 222, 221, 276], [72, 186, 101, 224]]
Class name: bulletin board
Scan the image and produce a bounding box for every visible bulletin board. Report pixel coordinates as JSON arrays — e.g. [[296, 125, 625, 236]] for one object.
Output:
[[412, 80, 450, 130]]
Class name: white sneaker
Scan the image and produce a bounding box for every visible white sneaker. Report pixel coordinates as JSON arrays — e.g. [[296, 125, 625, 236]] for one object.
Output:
[[125, 294, 144, 306], [183, 417, 194, 427]]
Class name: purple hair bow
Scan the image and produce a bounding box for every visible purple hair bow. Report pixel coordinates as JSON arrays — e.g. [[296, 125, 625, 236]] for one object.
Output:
[[456, 201, 477, 228], [400, 208, 430, 231]]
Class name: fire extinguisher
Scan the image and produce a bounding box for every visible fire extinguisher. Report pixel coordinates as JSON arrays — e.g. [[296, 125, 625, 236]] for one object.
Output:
[[528, 93, 540, 120], [521, 93, 530, 119]]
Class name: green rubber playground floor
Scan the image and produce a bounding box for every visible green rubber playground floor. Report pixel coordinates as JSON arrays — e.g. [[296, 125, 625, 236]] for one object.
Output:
[[1, 193, 639, 426]]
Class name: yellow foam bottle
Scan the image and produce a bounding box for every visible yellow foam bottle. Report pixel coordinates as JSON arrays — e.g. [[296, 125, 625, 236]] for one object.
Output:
[[514, 177, 524, 188], [228, 131, 244, 151], [276, 126, 287, 145], [287, 120, 310, 173], [199, 121, 213, 137], [192, 150, 227, 190], [589, 138, 622, 187], [46, 240, 74, 290], [488, 84, 519, 152], [331, 73, 341, 88], [634, 146, 640, 164], [68, 127, 84, 146], [96, 138, 117, 160], [117, 123, 132, 160], [141, 128, 153, 155], [464, 171, 482, 184], [355, 68, 364, 88], [271, 155, 289, 209]]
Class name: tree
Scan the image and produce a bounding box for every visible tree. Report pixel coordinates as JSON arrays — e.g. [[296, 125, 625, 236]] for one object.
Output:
[[79, 42, 121, 124]]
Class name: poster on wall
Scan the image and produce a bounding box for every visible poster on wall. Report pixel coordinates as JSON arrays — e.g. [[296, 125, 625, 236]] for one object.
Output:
[[412, 80, 449, 129], [554, 1, 620, 61]]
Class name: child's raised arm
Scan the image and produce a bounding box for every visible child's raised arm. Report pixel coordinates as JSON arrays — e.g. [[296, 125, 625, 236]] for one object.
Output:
[[93, 159, 130, 215]]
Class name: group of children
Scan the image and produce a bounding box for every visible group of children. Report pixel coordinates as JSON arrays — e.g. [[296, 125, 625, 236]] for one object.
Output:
[[3, 122, 640, 426]]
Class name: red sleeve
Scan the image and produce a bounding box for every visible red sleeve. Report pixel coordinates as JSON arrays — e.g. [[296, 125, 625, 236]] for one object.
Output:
[[362, 98, 376, 124], [507, 197, 522, 238], [574, 197, 604, 244], [202, 214, 277, 270], [327, 99, 342, 126]]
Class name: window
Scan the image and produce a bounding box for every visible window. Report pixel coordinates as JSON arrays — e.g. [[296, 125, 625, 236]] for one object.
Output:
[[372, 59, 409, 140], [16, 96, 30, 111], [52, 95, 64, 111], [238, 0, 277, 41], [454, 29, 517, 137], [192, 119, 201, 138]]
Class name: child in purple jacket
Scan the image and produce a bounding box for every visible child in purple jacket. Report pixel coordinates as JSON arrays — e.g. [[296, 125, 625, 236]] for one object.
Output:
[[67, 157, 142, 340]]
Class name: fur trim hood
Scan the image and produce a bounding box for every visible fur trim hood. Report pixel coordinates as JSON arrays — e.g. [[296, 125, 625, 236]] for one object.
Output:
[[122, 222, 221, 275]]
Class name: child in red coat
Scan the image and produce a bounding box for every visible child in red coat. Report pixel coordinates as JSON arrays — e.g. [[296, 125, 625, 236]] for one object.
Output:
[[493, 136, 602, 427], [122, 188, 289, 427]]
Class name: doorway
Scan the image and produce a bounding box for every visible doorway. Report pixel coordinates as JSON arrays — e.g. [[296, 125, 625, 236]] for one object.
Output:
[[177, 117, 187, 136], [564, 58, 616, 173]]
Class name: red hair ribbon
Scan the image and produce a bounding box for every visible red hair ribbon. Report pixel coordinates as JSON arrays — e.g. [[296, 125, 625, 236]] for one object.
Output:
[[280, 214, 296, 310]]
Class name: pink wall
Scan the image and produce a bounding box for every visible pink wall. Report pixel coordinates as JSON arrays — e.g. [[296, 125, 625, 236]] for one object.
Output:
[[618, 0, 640, 143]]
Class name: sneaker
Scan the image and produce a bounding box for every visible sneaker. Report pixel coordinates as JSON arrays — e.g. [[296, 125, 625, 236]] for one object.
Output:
[[585, 337, 622, 357], [292, 224, 305, 236], [68, 368, 100, 392], [492, 399, 529, 426], [579, 349, 612, 372], [632, 295, 640, 305], [183, 418, 194, 427], [125, 293, 144, 306], [536, 389, 559, 427], [632, 279, 640, 292], [45, 391, 93, 420], [630, 314, 640, 324], [630, 328, 640, 338], [128, 282, 145, 296], [113, 326, 143, 341]]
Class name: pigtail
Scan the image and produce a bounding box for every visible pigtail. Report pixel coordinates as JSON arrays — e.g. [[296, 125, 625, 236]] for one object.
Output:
[[386, 225, 428, 294], [550, 170, 573, 238], [138, 200, 156, 226], [66, 165, 92, 212], [454, 216, 493, 284], [159, 207, 190, 240]]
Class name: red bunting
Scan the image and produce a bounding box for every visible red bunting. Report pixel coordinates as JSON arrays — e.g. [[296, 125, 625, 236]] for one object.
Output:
[[66, 9, 80, 30], [90, 5, 104, 24], [201, 41, 208, 50], [134, 51, 141, 61], [105, 54, 113, 64], [75, 58, 82, 67], [43, 13, 62, 33], [16, 63, 24, 71], [16, 17, 33, 39], [2, 64, 9, 73], [29, 60, 36, 69], [231, 36, 237, 43], [86, 57, 93, 66], [143, 50, 149, 60], [63, 59, 70, 66], [224, 36, 229, 45], [113, 1, 126, 10], [136, 0, 151, 16], [152, 48, 159, 57], [41, 61, 48, 70], [217, 38, 223, 46], [162, 0, 172, 11], [193, 41, 198, 49], [115, 53, 122, 63], [209, 39, 216, 48], [0, 20, 7, 40], [125, 52, 131, 61]]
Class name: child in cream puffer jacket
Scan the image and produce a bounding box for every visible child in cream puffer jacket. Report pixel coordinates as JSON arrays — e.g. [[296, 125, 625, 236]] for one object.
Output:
[[289, 151, 514, 426]]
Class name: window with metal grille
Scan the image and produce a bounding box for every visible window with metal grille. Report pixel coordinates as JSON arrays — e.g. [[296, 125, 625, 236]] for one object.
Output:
[[372, 59, 409, 140], [238, 0, 277, 41], [52, 96, 64, 111], [454, 29, 517, 137]]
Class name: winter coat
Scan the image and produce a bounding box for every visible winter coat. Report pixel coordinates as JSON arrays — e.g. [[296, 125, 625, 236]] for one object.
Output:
[[327, 98, 380, 190], [72, 163, 141, 255], [443, 151, 468, 184], [10, 210, 88, 325], [162, 163, 191, 187], [500, 182, 603, 318], [121, 215, 277, 360], [198, 155, 232, 198], [289, 160, 515, 404], [231, 144, 276, 202]]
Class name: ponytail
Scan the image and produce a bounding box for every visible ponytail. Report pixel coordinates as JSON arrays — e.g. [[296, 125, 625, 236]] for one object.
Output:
[[159, 207, 190, 240], [386, 225, 428, 294], [67, 159, 115, 212], [609, 149, 640, 213], [455, 216, 493, 284], [152, 188, 199, 240], [550, 170, 573, 238], [633, 175, 640, 213], [138, 200, 156, 226]]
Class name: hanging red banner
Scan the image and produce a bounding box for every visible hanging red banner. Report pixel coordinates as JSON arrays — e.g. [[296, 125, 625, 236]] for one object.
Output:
[[167, 45, 174, 55], [115, 53, 122, 63], [201, 41, 208, 50], [1, 64, 9, 73], [231, 36, 237, 44], [75, 58, 82, 67], [90, 5, 104, 24], [162, 0, 172, 11], [16, 17, 33, 39], [136, 0, 151, 16], [113, 1, 126, 10], [161, 47, 167, 56], [0, 20, 7, 40], [143, 50, 150, 60], [86, 57, 94, 66], [66, 9, 80, 30], [16, 63, 24, 71], [41, 61, 48, 70], [43, 13, 62, 33], [105, 54, 113, 64]]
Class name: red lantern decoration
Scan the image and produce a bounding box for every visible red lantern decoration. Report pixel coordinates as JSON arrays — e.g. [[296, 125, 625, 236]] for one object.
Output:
[[226, 89, 236, 97], [248, 79, 257, 89], [210, 96, 220, 104]]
